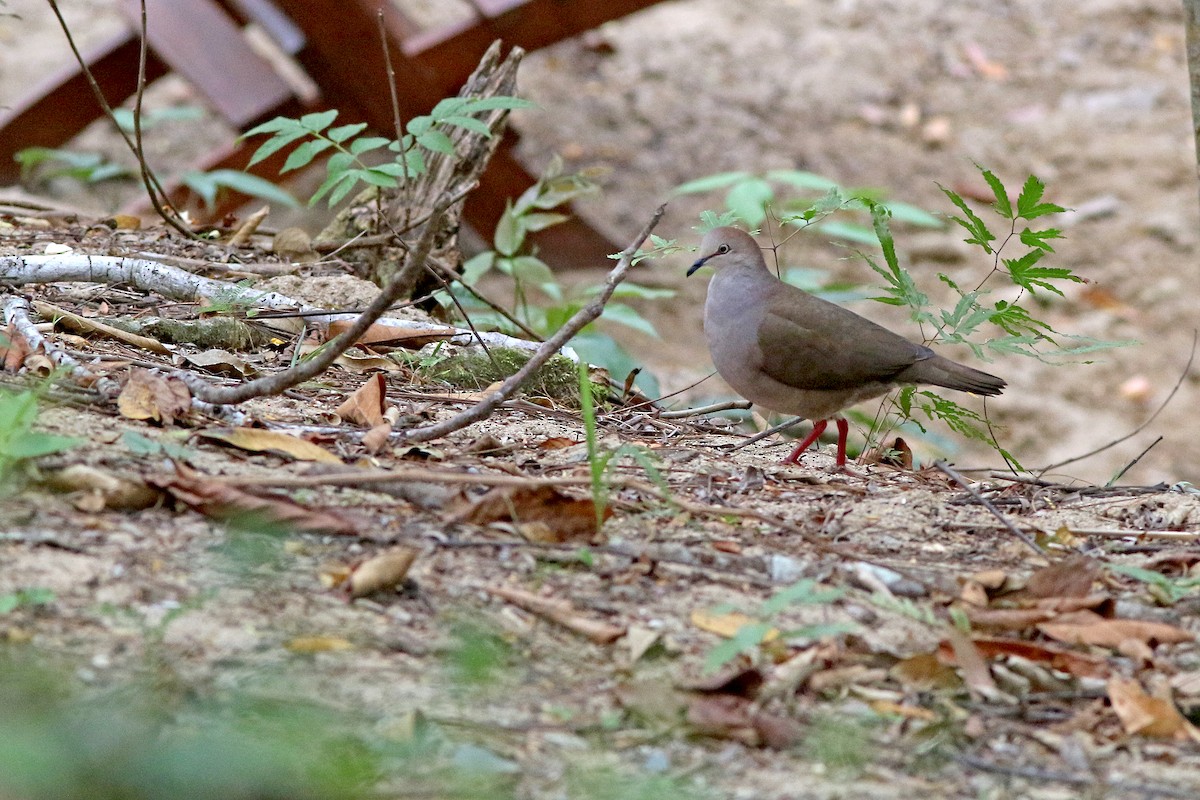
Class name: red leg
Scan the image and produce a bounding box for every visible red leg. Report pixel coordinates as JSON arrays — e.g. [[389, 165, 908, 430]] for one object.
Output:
[[782, 419, 828, 464], [834, 417, 850, 467]]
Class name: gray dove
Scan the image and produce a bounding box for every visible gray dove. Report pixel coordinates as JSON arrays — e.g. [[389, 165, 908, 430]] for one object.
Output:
[[687, 226, 1005, 467]]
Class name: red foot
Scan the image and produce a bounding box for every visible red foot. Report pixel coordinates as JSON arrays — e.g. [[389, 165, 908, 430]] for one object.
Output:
[[781, 417, 851, 468]]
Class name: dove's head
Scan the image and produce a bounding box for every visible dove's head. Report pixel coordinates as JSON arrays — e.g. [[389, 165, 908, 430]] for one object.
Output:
[[687, 227, 764, 276]]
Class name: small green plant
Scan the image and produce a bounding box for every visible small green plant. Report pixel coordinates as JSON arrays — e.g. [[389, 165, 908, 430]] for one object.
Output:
[[579, 362, 607, 529], [866, 591, 940, 626], [15, 147, 132, 185], [0, 387, 84, 494], [450, 160, 677, 395], [1108, 563, 1200, 606], [577, 362, 669, 529], [444, 619, 513, 687], [244, 97, 534, 208], [181, 169, 299, 212], [676, 169, 941, 243], [704, 579, 853, 673], [0, 587, 54, 615]]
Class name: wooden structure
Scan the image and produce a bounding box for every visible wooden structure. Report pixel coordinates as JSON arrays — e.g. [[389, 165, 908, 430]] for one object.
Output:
[[0, 0, 664, 264]]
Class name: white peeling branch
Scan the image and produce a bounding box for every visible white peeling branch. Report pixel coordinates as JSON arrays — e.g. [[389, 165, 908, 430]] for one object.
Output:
[[3, 295, 121, 398], [4, 294, 248, 424], [0, 252, 549, 356]]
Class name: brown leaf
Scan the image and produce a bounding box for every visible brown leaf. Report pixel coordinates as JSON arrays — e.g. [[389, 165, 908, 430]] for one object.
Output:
[[1038, 611, 1193, 649], [690, 609, 778, 643], [1024, 554, 1099, 599], [361, 422, 393, 454], [182, 349, 254, 377], [199, 428, 341, 463], [326, 320, 457, 349], [1, 322, 30, 372], [336, 373, 387, 427], [946, 629, 997, 697], [347, 546, 417, 598], [148, 463, 360, 536], [940, 636, 1110, 680], [285, 636, 353, 653], [678, 665, 764, 698], [962, 605, 1058, 631], [890, 652, 962, 691], [43, 465, 162, 511], [449, 485, 609, 543], [538, 436, 580, 450], [117, 368, 191, 425], [684, 694, 802, 749], [1107, 677, 1200, 741]]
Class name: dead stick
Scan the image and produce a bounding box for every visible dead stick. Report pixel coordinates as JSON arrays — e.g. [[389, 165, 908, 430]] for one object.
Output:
[[935, 460, 1043, 555]]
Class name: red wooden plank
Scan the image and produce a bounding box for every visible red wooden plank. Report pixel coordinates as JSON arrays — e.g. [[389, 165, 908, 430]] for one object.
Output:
[[405, 0, 663, 93], [120, 0, 296, 128], [0, 30, 169, 185]]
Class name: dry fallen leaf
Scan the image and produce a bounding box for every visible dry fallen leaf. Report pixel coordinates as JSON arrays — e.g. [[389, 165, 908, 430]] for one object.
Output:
[[117, 368, 191, 425], [538, 436, 580, 450], [940, 636, 1110, 680], [690, 609, 778, 643], [890, 652, 962, 691], [1, 322, 30, 372], [336, 374, 388, 427], [347, 547, 417, 598], [448, 485, 609, 543], [1024, 554, 1100, 599], [361, 422, 393, 454], [326, 320, 458, 349], [104, 214, 142, 230], [199, 428, 341, 464], [43, 465, 162, 511], [285, 636, 354, 653], [1038, 611, 1193, 649], [182, 349, 255, 377], [1107, 677, 1200, 741], [148, 463, 360, 536], [684, 694, 802, 749]]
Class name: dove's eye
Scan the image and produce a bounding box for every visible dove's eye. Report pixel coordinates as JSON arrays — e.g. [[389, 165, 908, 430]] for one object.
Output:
[[717, 244, 730, 254]]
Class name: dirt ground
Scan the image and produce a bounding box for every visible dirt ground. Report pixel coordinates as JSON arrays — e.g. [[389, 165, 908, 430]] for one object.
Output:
[[4, 1, 1200, 799]]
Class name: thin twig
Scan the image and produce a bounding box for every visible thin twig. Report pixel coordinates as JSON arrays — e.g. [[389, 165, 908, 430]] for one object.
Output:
[[375, 6, 410, 217], [45, 0, 197, 239], [397, 205, 667, 444], [1036, 330, 1196, 476], [429, 254, 544, 342], [728, 415, 805, 451], [1106, 435, 1163, 487], [934, 460, 1043, 555], [658, 400, 752, 419]]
